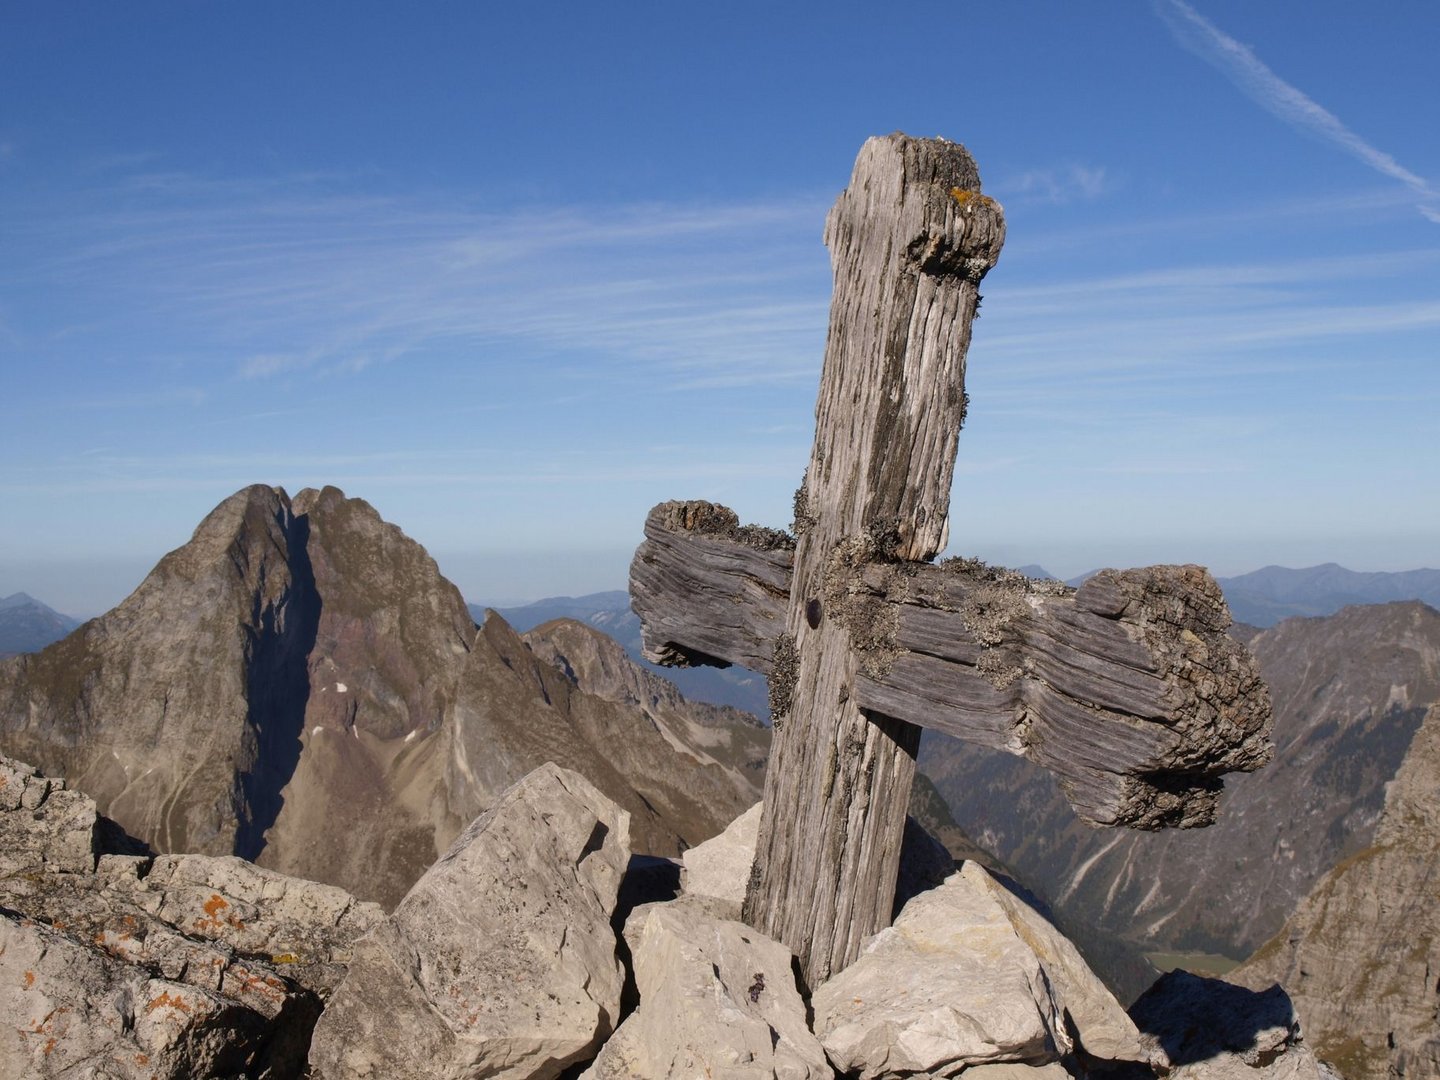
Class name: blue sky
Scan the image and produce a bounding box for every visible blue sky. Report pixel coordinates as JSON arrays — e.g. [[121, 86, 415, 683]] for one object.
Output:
[[2, 2, 1437, 616]]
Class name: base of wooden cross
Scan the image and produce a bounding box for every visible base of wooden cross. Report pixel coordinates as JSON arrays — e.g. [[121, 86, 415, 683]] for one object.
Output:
[[742, 700, 920, 989]]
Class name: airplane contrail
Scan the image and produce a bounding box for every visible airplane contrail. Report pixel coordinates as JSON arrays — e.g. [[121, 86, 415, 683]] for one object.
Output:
[[1153, 0, 1440, 224]]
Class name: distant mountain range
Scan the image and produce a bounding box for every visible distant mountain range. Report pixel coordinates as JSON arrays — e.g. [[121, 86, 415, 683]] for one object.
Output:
[[1020, 563, 1440, 629], [1214, 564, 1440, 627], [0, 592, 81, 658]]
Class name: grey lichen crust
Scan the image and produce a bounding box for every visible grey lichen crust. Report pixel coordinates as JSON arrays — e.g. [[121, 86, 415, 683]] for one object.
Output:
[[656, 499, 795, 552], [768, 633, 799, 729], [940, 557, 1073, 689], [821, 535, 911, 679], [1095, 566, 1273, 775]]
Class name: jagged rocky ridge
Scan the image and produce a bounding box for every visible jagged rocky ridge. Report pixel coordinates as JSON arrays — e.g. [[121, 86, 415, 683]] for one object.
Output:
[[0, 484, 771, 909], [1231, 701, 1440, 1080], [921, 600, 1440, 999], [3, 751, 1327, 1079]]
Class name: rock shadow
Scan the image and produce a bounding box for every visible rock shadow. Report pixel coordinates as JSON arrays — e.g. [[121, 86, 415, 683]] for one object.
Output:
[[1129, 970, 1298, 1066], [234, 507, 321, 861]]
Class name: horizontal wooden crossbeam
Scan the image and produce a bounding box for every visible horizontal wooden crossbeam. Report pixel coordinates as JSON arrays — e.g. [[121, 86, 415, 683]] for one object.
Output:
[[630, 500, 1274, 830]]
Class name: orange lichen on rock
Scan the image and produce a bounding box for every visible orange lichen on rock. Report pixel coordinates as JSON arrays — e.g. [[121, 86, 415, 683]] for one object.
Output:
[[145, 990, 194, 1015], [23, 970, 35, 988], [193, 892, 246, 933]]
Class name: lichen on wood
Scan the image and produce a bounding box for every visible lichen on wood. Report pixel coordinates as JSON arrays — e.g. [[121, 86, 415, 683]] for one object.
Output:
[[767, 633, 799, 729]]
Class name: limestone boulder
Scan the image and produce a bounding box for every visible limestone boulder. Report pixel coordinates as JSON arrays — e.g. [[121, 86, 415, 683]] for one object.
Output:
[[308, 763, 631, 1080], [583, 895, 831, 1079], [2, 914, 278, 1079], [681, 799, 761, 906], [811, 862, 1148, 1080], [812, 871, 1066, 1079], [1129, 971, 1334, 1080], [965, 867, 1147, 1064]]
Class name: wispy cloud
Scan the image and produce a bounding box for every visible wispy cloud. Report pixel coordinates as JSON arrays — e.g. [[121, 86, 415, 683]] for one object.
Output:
[[999, 164, 1112, 205], [1153, 0, 1440, 223], [7, 174, 833, 391]]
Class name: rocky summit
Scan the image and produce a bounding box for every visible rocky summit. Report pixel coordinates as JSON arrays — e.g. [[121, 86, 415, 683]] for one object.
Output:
[[0, 484, 767, 909], [1231, 702, 1440, 1080], [3, 748, 1333, 1079]]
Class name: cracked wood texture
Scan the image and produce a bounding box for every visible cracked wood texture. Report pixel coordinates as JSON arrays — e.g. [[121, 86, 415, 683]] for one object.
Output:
[[758, 134, 1001, 986], [632, 510, 1272, 830]]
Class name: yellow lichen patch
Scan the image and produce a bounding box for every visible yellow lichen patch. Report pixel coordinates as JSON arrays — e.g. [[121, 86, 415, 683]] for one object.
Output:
[[949, 187, 995, 211], [271, 953, 301, 964]]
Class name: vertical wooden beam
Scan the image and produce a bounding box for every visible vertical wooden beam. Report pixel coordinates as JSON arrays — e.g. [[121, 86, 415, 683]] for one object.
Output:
[[743, 134, 1005, 986]]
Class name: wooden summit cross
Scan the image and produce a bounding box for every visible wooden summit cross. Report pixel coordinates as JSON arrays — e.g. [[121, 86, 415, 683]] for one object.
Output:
[[629, 133, 1274, 988]]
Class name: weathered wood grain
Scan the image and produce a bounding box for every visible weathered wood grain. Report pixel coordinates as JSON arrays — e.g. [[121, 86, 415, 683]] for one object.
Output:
[[626, 133, 1273, 987], [740, 134, 1008, 987], [630, 508, 1273, 830]]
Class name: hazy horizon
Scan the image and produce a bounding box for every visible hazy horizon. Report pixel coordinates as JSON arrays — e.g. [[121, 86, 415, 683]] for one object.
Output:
[[5, 506, 1436, 621]]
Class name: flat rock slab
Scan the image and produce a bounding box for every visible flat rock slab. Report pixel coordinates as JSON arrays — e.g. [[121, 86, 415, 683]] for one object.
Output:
[[582, 895, 831, 1080], [681, 799, 761, 907], [308, 763, 631, 1080]]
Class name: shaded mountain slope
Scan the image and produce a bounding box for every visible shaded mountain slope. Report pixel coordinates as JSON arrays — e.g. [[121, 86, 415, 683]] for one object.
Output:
[[1232, 702, 1440, 1080], [921, 600, 1440, 999]]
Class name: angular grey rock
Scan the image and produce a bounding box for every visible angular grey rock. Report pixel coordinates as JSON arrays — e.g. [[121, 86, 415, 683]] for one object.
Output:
[[0, 752, 382, 1080], [811, 862, 1148, 1080], [1128, 971, 1332, 1080], [811, 865, 1070, 1080], [681, 799, 761, 906], [2, 914, 273, 1079], [582, 895, 831, 1080], [965, 867, 1148, 1065], [308, 763, 631, 1080]]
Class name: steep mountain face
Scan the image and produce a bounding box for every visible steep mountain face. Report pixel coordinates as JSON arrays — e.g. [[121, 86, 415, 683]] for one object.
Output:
[[921, 601, 1440, 999], [0, 592, 81, 657], [0, 485, 766, 909], [1232, 703, 1440, 1080]]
